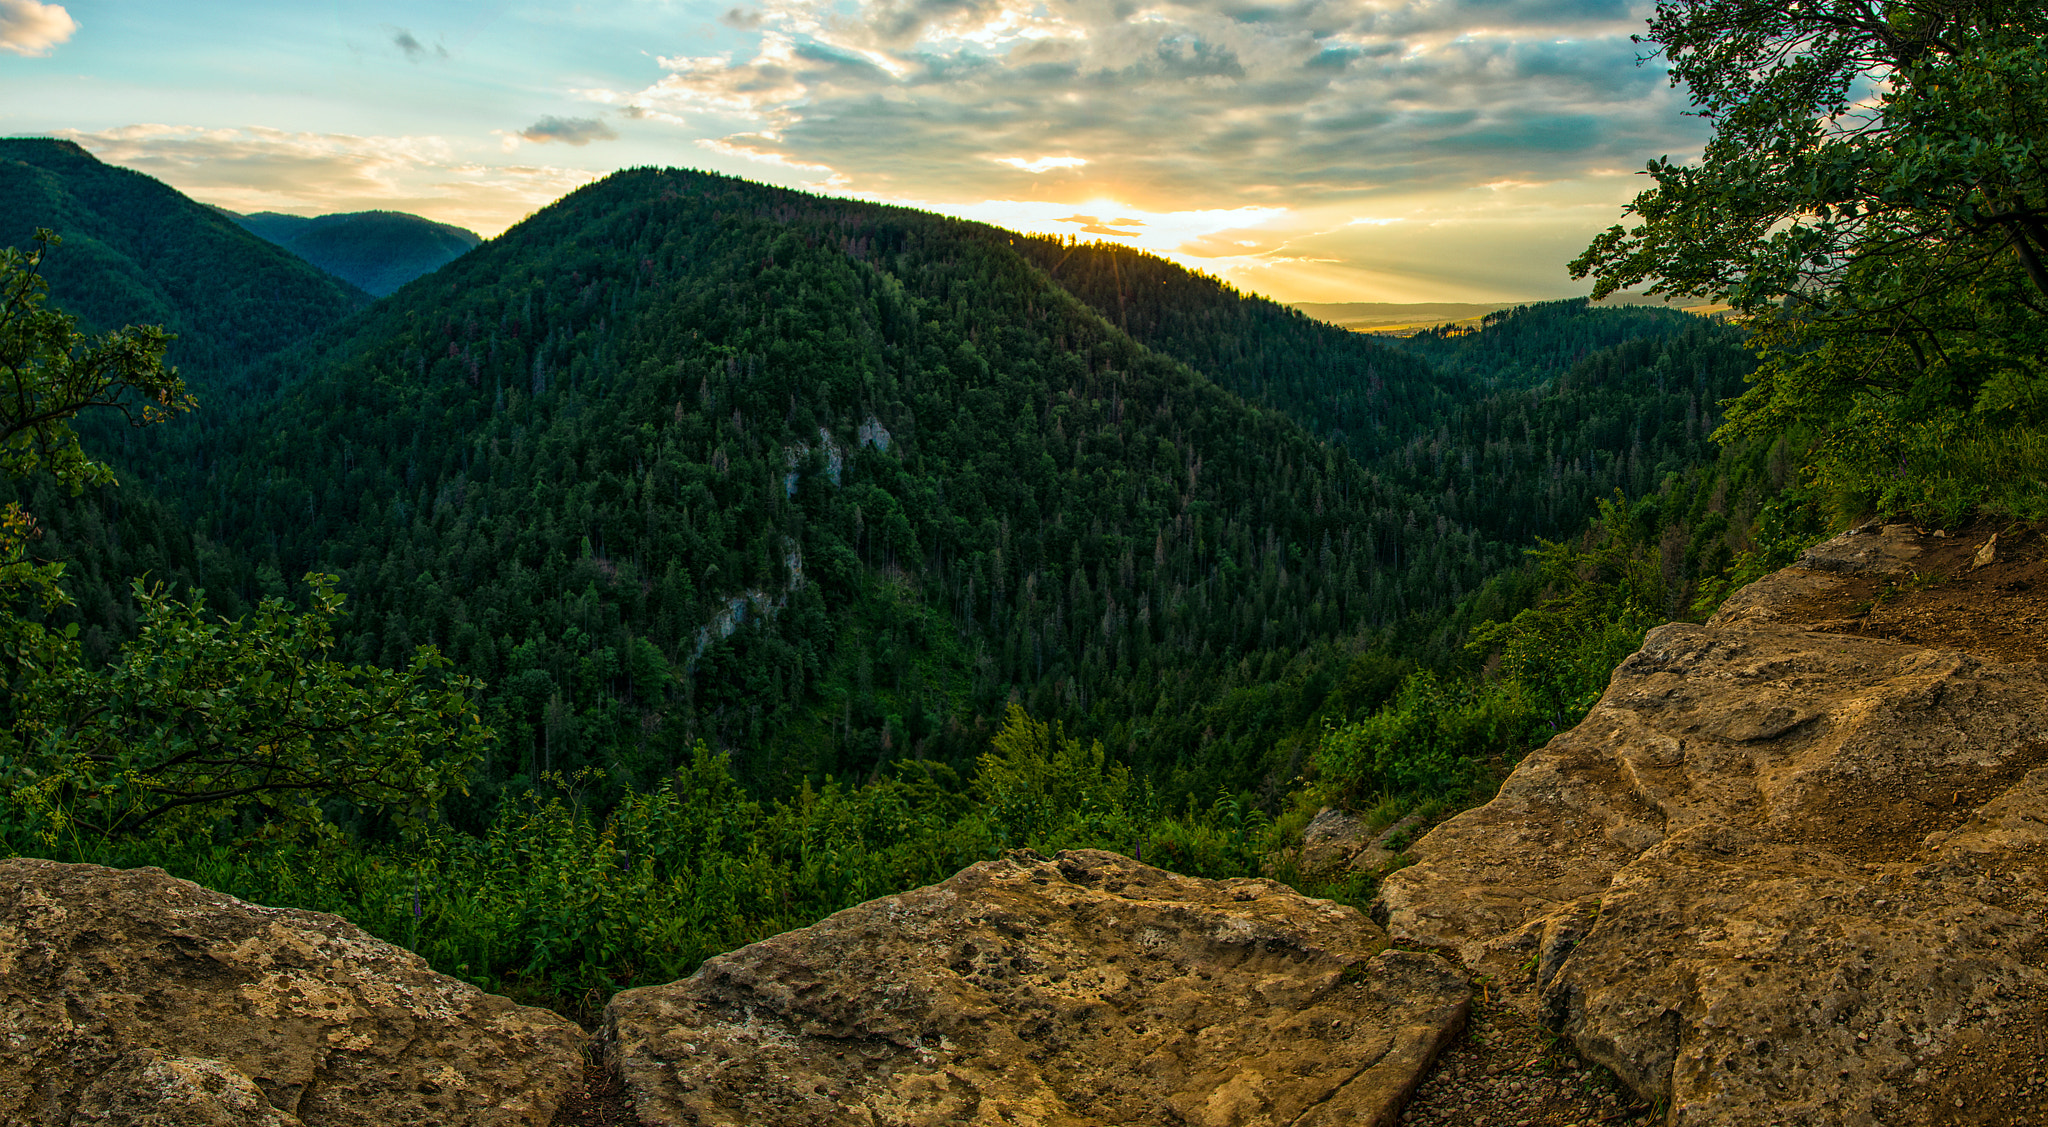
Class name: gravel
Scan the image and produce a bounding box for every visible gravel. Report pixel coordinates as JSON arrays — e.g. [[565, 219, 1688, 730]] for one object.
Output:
[[1397, 978, 1660, 1127]]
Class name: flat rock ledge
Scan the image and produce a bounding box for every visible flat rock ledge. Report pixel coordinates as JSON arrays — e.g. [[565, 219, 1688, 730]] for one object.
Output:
[[604, 848, 1469, 1127], [1376, 525, 2048, 1126], [0, 858, 586, 1127]]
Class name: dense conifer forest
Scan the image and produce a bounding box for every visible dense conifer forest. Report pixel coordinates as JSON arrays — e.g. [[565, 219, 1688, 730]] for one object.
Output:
[[0, 139, 368, 371], [2, 152, 1809, 1017], [97, 173, 1411, 791], [79, 168, 1768, 810], [1020, 240, 1760, 556]]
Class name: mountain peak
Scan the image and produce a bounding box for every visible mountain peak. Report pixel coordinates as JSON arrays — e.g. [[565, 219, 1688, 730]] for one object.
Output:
[[221, 208, 482, 297]]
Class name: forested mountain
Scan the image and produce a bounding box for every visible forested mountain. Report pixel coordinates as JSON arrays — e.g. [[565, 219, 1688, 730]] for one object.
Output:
[[1016, 241, 1755, 564], [223, 209, 482, 297], [1394, 298, 1700, 386], [0, 139, 371, 663], [0, 157, 1761, 814], [1012, 237, 1454, 464], [0, 138, 369, 374], [126, 168, 1519, 805], [3, 159, 1798, 1014], [1373, 309, 1754, 546]]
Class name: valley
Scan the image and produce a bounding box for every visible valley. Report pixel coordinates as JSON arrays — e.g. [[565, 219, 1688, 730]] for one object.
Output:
[[6, 0, 2047, 1120], [0, 143, 1803, 1022]]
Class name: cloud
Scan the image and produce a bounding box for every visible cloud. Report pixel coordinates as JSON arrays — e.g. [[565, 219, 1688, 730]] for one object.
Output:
[[57, 124, 597, 237], [0, 0, 76, 56], [889, 178, 1646, 302], [581, 0, 1706, 215], [561, 0, 1714, 299], [517, 115, 619, 146], [1055, 213, 1144, 235], [906, 197, 1287, 255], [995, 156, 1088, 173], [698, 136, 843, 178], [391, 28, 447, 62]]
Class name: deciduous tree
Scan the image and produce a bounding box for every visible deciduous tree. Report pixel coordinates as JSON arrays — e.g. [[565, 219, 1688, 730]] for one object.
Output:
[[1573, 1, 2048, 515], [0, 233, 486, 848], [1, 229, 191, 490]]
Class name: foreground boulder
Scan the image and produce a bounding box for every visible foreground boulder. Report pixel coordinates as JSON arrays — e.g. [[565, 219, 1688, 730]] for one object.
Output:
[[605, 848, 1468, 1126], [0, 858, 586, 1126], [1378, 525, 2048, 1125]]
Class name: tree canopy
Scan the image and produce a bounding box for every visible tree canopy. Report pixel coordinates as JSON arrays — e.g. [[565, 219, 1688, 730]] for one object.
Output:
[[1572, 0, 2048, 517], [0, 230, 190, 491], [0, 234, 486, 848], [0, 228, 189, 655]]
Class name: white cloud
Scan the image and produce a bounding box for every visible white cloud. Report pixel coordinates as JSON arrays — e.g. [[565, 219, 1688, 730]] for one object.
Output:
[[579, 0, 1703, 215], [994, 156, 1088, 173], [589, 37, 815, 119], [698, 136, 842, 178], [0, 0, 76, 57]]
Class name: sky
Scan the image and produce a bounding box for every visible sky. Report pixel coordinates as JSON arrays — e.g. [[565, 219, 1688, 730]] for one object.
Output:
[[0, 0, 1710, 303]]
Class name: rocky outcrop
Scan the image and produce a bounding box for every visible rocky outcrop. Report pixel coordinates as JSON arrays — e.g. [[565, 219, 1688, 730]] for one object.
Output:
[[1298, 806, 1373, 870], [0, 858, 586, 1127], [1297, 808, 1426, 874], [604, 848, 1469, 1127], [1377, 524, 2048, 1125]]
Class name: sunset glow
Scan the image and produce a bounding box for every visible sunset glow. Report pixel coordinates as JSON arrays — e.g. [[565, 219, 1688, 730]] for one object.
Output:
[[1, 0, 1706, 302]]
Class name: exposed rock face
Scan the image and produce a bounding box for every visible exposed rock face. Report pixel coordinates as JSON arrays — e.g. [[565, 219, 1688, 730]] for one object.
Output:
[[1297, 808, 1426, 875], [68, 1052, 303, 1127], [1298, 806, 1371, 871], [605, 848, 1469, 1127], [1377, 525, 2048, 1125], [0, 858, 586, 1127]]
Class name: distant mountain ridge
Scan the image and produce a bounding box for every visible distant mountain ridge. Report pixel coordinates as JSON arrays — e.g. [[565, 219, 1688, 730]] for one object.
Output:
[[221, 208, 482, 297], [1290, 301, 1520, 331], [0, 137, 369, 377], [1017, 239, 1754, 555], [1291, 294, 1730, 335]]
